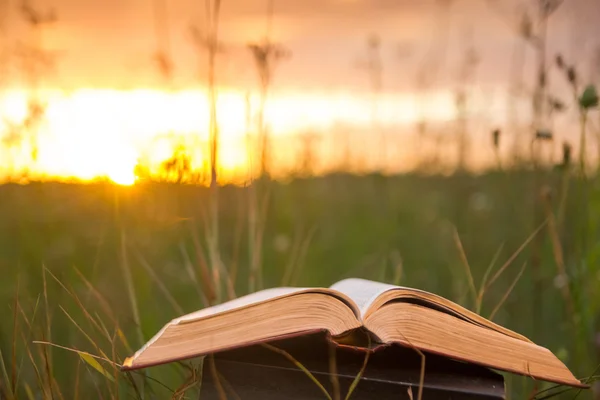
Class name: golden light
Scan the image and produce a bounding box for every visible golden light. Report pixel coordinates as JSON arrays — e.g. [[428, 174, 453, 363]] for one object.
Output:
[[109, 169, 136, 186], [0, 86, 458, 184]]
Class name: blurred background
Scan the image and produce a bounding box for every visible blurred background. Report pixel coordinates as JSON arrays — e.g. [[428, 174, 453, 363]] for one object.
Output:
[[1, 0, 600, 398]]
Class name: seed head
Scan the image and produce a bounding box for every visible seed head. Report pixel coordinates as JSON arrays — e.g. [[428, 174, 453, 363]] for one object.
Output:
[[555, 54, 564, 69], [535, 129, 553, 141], [538, 71, 546, 87], [492, 129, 501, 149], [567, 66, 577, 84], [562, 142, 572, 166]]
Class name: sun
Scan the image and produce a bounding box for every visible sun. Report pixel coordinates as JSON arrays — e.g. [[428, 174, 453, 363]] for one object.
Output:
[[108, 169, 136, 186]]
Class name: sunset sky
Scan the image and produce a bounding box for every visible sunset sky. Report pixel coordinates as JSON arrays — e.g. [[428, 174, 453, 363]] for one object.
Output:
[[0, 0, 599, 183]]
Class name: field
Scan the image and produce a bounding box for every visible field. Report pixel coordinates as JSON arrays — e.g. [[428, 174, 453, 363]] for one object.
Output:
[[1, 168, 599, 399]]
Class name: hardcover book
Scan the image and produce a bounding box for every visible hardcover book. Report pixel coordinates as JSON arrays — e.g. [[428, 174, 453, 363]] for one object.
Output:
[[122, 278, 586, 389]]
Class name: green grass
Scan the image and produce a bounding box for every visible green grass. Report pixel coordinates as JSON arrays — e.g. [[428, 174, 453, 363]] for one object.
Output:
[[0, 169, 599, 398]]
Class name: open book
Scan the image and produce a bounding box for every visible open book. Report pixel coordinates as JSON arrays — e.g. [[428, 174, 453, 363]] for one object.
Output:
[[122, 278, 585, 388]]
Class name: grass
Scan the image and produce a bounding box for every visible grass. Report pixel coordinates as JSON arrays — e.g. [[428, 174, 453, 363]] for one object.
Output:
[[0, 168, 599, 399]]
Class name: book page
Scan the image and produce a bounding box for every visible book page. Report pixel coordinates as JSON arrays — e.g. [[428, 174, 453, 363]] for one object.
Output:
[[330, 278, 400, 318], [124, 286, 356, 367], [129, 287, 310, 360], [175, 287, 309, 323], [333, 279, 533, 343]]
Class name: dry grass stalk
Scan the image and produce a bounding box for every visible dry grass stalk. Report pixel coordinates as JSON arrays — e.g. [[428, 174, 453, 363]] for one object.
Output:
[[246, 0, 288, 293], [452, 226, 477, 306], [484, 218, 548, 291], [476, 242, 505, 314], [208, 355, 228, 400], [261, 343, 333, 400], [328, 342, 341, 400], [489, 262, 527, 321], [541, 188, 577, 318], [120, 230, 144, 347], [344, 340, 371, 400], [134, 250, 184, 315], [189, 0, 225, 304], [394, 329, 425, 400]]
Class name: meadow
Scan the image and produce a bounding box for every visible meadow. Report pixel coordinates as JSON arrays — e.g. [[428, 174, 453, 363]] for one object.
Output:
[[0, 0, 597, 397], [0, 166, 599, 399]]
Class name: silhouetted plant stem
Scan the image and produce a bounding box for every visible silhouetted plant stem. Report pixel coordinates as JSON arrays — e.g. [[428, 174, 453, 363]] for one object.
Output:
[[454, 27, 478, 172], [413, 0, 452, 170], [507, 23, 526, 163], [528, 1, 564, 349], [151, 0, 173, 85], [244, 94, 260, 293], [206, 0, 223, 302], [579, 111, 588, 177], [246, 0, 289, 292]]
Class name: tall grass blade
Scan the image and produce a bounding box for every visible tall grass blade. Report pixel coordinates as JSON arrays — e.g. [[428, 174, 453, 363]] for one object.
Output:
[[179, 242, 209, 307], [328, 342, 340, 400], [249, 187, 271, 292], [11, 274, 20, 396], [542, 194, 577, 317], [291, 225, 317, 286], [59, 306, 109, 359], [199, 207, 223, 304], [394, 329, 425, 400], [117, 328, 133, 354], [45, 267, 111, 342], [0, 349, 14, 400], [171, 364, 210, 400], [208, 355, 228, 400], [120, 230, 149, 398], [41, 264, 63, 400], [32, 341, 119, 366], [81, 359, 107, 399], [125, 370, 145, 400], [344, 336, 371, 400], [120, 229, 144, 346], [452, 226, 477, 306], [189, 222, 217, 303], [17, 294, 41, 332], [229, 198, 245, 286], [134, 249, 184, 314], [476, 242, 505, 314], [197, 358, 205, 396], [489, 262, 527, 320], [215, 370, 242, 400], [280, 228, 302, 287], [390, 250, 403, 286], [247, 181, 259, 293], [79, 353, 115, 382], [42, 264, 53, 369], [485, 219, 547, 290], [23, 383, 35, 400], [261, 343, 332, 400], [39, 328, 55, 400], [256, 188, 271, 289], [19, 330, 44, 397], [15, 296, 41, 396], [73, 266, 117, 324], [94, 312, 113, 345], [74, 358, 81, 400], [50, 376, 65, 400], [110, 328, 121, 398]]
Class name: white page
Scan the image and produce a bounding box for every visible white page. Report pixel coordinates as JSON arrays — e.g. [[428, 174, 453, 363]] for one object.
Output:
[[330, 278, 400, 318]]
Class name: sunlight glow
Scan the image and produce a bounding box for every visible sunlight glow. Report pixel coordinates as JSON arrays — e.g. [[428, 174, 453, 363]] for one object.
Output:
[[0, 87, 458, 184]]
